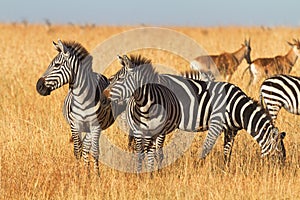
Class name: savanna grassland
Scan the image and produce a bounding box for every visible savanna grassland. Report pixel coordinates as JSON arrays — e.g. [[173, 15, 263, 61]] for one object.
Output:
[[1, 23, 300, 200]]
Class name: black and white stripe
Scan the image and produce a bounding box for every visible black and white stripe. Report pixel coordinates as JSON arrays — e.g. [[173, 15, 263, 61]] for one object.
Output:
[[104, 55, 286, 172], [128, 83, 181, 171], [36, 40, 118, 176], [260, 74, 300, 121], [180, 70, 215, 81]]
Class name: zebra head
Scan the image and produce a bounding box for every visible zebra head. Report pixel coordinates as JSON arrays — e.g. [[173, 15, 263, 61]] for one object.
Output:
[[36, 40, 87, 96], [273, 131, 286, 163], [103, 54, 154, 105], [261, 127, 286, 160]]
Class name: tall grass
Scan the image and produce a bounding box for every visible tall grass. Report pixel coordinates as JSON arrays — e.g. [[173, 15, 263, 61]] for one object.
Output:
[[1, 24, 299, 199]]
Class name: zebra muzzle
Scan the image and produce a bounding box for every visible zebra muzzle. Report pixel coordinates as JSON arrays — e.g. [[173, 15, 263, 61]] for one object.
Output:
[[36, 77, 51, 96]]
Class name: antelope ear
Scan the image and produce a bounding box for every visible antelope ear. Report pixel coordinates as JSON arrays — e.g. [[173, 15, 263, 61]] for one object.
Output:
[[293, 38, 298, 43], [244, 38, 250, 46], [57, 39, 70, 57], [287, 41, 294, 47]]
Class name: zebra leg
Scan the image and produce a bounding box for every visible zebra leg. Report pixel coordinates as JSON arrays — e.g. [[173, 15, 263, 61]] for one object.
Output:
[[82, 132, 92, 176], [128, 129, 135, 152], [146, 139, 155, 177], [135, 137, 144, 173], [200, 120, 223, 159], [155, 133, 166, 171], [71, 128, 82, 160], [223, 130, 237, 165], [90, 128, 101, 176]]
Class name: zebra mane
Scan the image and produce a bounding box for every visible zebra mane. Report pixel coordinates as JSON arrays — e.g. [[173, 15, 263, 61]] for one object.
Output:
[[251, 98, 260, 106], [181, 70, 215, 81], [61, 41, 89, 61], [123, 54, 159, 83], [127, 54, 152, 67]]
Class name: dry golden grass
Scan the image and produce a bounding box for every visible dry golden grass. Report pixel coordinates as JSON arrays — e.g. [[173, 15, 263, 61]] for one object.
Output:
[[1, 24, 300, 200]]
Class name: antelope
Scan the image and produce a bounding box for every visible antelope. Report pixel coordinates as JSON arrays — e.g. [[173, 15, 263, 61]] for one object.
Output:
[[243, 39, 300, 87], [190, 39, 251, 82]]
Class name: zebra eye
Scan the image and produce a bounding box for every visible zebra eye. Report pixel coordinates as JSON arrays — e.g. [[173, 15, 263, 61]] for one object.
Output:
[[54, 63, 61, 67]]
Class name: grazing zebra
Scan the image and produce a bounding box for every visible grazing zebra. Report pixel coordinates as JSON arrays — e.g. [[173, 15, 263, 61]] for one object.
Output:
[[243, 39, 300, 87], [191, 39, 251, 82], [260, 74, 300, 121], [104, 54, 286, 172], [36, 40, 124, 176]]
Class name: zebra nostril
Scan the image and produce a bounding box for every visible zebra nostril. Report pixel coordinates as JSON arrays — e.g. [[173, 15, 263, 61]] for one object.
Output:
[[36, 77, 51, 96], [36, 78, 45, 91]]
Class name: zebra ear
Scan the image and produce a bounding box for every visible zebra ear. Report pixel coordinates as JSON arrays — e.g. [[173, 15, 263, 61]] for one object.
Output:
[[280, 132, 286, 140], [57, 40, 70, 58], [272, 127, 279, 138], [117, 55, 125, 67], [53, 41, 60, 52], [123, 55, 134, 69]]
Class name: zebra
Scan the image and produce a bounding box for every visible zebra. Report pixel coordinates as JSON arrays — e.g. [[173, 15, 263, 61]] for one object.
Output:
[[36, 40, 125, 176], [260, 74, 300, 121], [103, 54, 286, 172]]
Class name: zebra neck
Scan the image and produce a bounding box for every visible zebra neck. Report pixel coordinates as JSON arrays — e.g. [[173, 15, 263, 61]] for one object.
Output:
[[70, 56, 96, 93], [246, 114, 273, 149], [240, 101, 272, 140], [254, 123, 274, 151], [135, 65, 159, 88]]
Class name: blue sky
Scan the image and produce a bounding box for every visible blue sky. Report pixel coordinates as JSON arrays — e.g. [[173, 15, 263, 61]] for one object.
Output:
[[0, 0, 299, 26]]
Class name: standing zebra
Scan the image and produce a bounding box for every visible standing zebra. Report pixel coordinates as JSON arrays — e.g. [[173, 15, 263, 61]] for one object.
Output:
[[260, 74, 300, 121], [36, 40, 123, 176], [104, 54, 286, 172]]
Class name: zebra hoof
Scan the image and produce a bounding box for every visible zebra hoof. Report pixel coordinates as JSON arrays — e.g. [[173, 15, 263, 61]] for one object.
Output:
[[200, 150, 208, 159]]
